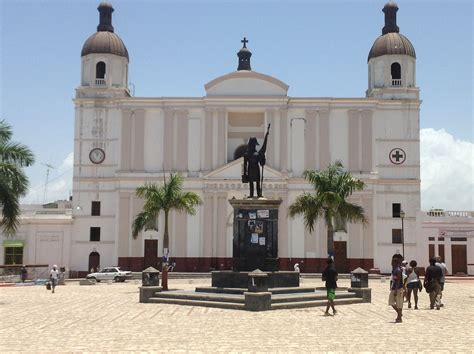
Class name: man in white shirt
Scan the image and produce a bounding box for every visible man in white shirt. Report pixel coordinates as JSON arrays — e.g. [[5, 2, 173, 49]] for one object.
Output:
[[435, 257, 449, 306], [49, 265, 60, 293]]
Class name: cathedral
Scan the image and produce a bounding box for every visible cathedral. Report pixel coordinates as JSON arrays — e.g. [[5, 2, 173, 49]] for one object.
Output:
[[69, 1, 421, 274], [8, 1, 458, 276]]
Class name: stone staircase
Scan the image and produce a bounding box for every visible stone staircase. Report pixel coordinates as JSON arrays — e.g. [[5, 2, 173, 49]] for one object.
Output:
[[146, 287, 364, 310]]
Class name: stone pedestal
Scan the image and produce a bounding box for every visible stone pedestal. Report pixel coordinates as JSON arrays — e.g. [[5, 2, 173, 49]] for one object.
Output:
[[244, 292, 272, 311], [229, 198, 282, 272], [350, 267, 369, 288], [348, 287, 372, 303], [248, 269, 269, 292], [139, 286, 162, 303]]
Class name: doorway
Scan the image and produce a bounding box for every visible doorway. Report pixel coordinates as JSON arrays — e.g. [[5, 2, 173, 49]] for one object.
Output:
[[88, 251, 100, 272], [334, 241, 348, 273], [451, 244, 467, 274], [144, 239, 158, 269]]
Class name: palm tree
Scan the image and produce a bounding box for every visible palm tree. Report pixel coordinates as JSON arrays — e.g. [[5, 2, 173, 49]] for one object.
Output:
[[289, 160, 367, 257], [132, 173, 202, 254], [0, 119, 35, 235]]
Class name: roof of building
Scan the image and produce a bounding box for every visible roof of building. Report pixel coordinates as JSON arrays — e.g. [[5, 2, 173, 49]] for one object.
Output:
[[81, 31, 129, 59], [368, 32, 416, 61], [81, 2, 129, 60], [368, 2, 416, 61]]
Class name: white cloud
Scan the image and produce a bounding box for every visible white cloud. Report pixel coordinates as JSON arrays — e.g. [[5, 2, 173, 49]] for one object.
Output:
[[421, 128, 474, 211], [22, 152, 73, 204]]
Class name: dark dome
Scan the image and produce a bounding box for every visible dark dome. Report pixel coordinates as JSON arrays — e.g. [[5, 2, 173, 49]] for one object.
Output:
[[368, 32, 416, 61], [81, 31, 129, 60]]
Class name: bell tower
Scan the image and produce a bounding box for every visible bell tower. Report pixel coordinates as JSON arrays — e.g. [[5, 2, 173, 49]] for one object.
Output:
[[78, 1, 129, 98], [367, 2, 418, 100]]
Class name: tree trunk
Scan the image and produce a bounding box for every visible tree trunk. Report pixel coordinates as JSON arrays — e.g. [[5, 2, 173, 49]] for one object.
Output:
[[327, 223, 334, 257], [163, 210, 169, 250]]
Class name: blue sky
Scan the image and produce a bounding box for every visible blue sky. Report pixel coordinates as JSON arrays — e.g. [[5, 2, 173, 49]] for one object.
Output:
[[1, 0, 473, 209]]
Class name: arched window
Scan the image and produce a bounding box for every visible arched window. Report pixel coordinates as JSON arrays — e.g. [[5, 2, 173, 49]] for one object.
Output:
[[391, 62, 401, 86], [96, 62, 106, 79], [234, 144, 248, 160], [88, 251, 100, 273]]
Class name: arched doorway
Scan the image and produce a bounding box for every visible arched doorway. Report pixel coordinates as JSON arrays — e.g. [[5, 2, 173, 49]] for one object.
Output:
[[88, 251, 100, 273]]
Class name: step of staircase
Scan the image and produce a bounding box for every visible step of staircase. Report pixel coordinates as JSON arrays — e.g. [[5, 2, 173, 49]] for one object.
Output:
[[148, 297, 245, 310], [153, 291, 244, 304], [271, 297, 364, 310], [270, 292, 356, 304], [195, 286, 316, 295]]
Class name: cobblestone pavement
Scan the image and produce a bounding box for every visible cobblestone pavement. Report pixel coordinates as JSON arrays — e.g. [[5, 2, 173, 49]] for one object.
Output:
[[1, 278, 473, 352]]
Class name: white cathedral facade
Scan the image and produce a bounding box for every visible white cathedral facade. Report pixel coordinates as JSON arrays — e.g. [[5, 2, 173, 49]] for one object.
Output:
[[7, 2, 472, 276]]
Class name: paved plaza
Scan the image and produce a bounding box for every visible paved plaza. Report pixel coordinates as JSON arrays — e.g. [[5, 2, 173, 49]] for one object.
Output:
[[1, 277, 473, 352]]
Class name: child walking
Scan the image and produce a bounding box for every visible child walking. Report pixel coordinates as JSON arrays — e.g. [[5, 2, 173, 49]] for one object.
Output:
[[322, 257, 338, 316]]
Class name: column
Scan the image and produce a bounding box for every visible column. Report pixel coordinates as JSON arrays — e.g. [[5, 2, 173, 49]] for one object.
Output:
[[174, 211, 188, 257], [203, 108, 213, 171], [175, 109, 189, 171], [131, 195, 144, 257], [318, 110, 330, 170], [120, 109, 132, 171], [202, 193, 214, 257], [305, 110, 317, 170], [278, 193, 289, 258], [118, 192, 131, 257], [216, 193, 228, 257], [217, 109, 227, 166], [266, 109, 276, 168], [279, 108, 289, 172], [163, 108, 174, 172], [132, 109, 145, 171], [348, 110, 360, 172], [361, 110, 373, 172]]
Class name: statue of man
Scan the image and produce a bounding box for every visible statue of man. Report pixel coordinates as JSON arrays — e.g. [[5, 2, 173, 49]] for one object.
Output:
[[242, 124, 270, 198]]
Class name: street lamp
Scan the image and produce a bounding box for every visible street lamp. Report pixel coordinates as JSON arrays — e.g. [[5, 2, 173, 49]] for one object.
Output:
[[400, 209, 406, 259]]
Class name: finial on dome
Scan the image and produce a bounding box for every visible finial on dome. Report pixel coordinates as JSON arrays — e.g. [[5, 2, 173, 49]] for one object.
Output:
[[237, 37, 252, 71], [97, 1, 114, 32], [382, 1, 399, 35]]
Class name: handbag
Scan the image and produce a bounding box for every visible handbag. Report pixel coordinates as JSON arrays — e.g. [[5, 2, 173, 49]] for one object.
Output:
[[46, 282, 51, 290], [418, 279, 423, 291]]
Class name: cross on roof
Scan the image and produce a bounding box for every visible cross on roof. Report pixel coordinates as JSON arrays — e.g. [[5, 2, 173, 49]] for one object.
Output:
[[241, 37, 248, 48]]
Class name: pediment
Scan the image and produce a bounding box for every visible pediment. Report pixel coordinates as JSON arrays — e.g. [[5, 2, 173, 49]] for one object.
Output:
[[204, 158, 285, 180], [204, 71, 289, 96]]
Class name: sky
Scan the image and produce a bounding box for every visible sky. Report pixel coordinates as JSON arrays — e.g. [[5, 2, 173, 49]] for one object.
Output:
[[0, 0, 473, 210]]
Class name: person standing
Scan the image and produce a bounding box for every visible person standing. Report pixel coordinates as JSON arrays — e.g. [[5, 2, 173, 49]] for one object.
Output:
[[435, 256, 449, 306], [322, 257, 338, 316], [406, 260, 421, 309], [49, 265, 60, 294], [388, 256, 404, 322], [20, 265, 28, 283], [424, 257, 442, 310]]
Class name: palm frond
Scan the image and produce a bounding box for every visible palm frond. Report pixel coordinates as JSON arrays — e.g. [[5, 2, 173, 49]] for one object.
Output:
[[288, 193, 323, 232], [0, 142, 35, 167], [171, 191, 202, 215], [0, 120, 13, 145], [338, 201, 368, 225], [0, 182, 20, 235], [0, 164, 29, 196]]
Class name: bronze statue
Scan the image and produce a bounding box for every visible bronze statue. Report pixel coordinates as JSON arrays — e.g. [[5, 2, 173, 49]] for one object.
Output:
[[242, 124, 270, 198]]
